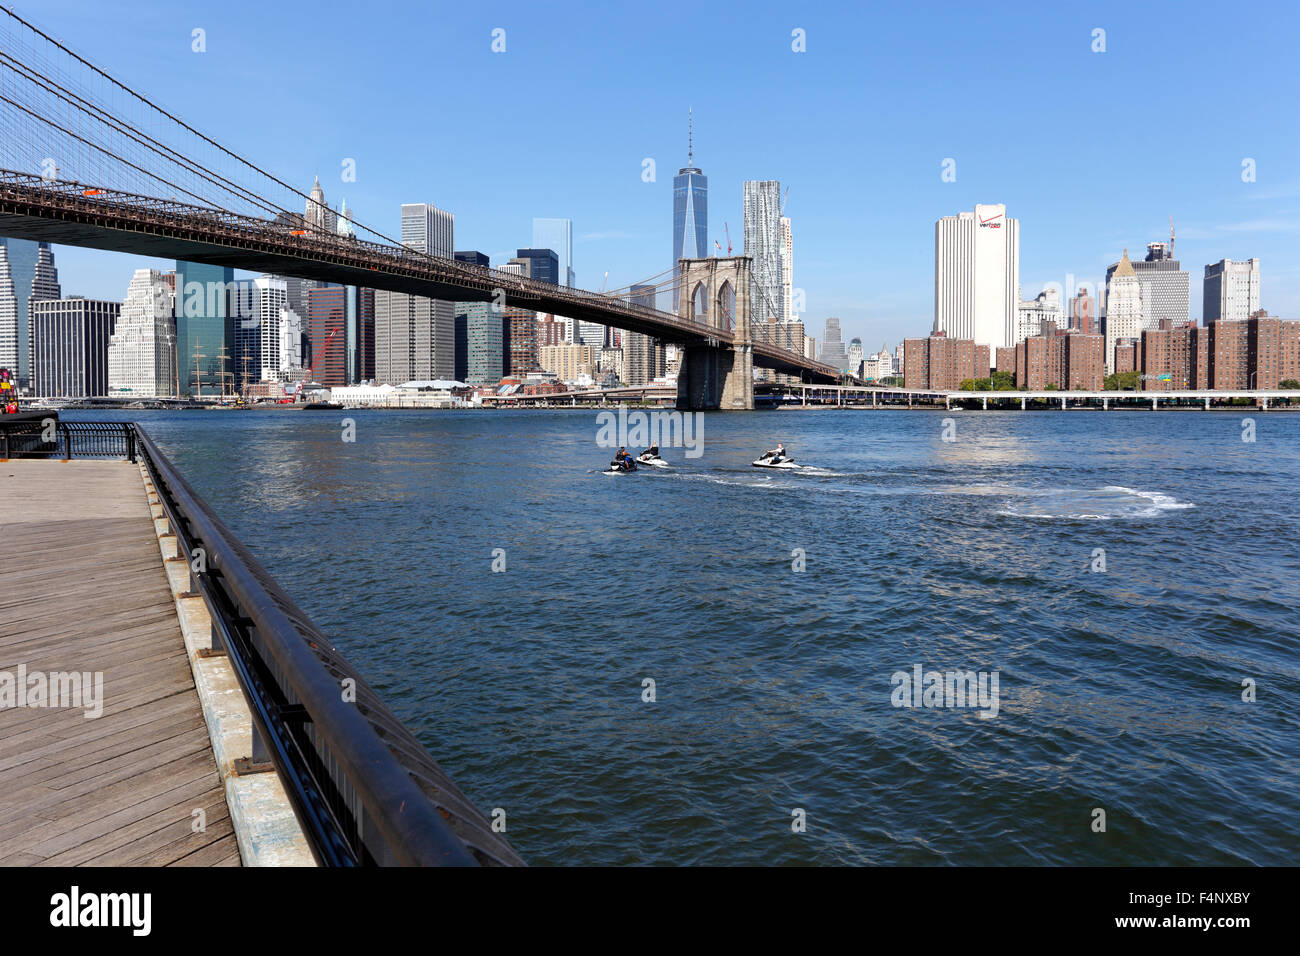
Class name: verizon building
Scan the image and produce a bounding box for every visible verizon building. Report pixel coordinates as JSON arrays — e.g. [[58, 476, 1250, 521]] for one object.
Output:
[[934, 203, 1020, 351]]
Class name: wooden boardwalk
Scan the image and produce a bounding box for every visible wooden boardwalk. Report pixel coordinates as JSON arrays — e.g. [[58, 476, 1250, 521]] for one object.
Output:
[[0, 459, 240, 866]]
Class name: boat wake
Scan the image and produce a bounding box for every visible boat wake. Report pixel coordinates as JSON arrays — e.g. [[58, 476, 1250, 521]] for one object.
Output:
[[998, 485, 1195, 520]]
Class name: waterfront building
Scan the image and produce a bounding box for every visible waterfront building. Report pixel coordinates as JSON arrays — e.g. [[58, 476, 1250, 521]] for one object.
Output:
[[175, 261, 234, 398], [1014, 325, 1104, 390], [903, 332, 991, 390], [673, 112, 708, 276], [995, 346, 1017, 376], [1105, 241, 1189, 331], [460, 301, 504, 385], [1104, 250, 1143, 373], [1113, 339, 1138, 375], [231, 276, 298, 386], [538, 343, 599, 384], [307, 285, 348, 386], [934, 203, 1020, 351], [108, 269, 177, 398], [1140, 321, 1198, 390], [375, 290, 456, 384], [30, 297, 118, 397], [743, 180, 783, 324], [1203, 258, 1260, 324]]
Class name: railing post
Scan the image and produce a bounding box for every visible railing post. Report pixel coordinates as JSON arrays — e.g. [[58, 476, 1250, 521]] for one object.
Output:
[[126, 424, 136, 462]]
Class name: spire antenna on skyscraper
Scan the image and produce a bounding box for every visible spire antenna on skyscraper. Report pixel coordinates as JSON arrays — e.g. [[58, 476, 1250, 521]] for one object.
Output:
[[688, 107, 693, 167]]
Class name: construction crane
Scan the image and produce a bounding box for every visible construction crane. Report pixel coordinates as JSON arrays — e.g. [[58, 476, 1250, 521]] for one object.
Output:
[[284, 327, 339, 403], [724, 222, 733, 256]]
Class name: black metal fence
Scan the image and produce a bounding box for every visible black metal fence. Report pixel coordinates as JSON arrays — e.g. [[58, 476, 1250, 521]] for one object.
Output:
[[3, 417, 522, 867], [0, 418, 136, 460]]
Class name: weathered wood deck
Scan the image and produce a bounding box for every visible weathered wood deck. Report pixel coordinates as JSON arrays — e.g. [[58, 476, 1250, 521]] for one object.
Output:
[[0, 459, 240, 866]]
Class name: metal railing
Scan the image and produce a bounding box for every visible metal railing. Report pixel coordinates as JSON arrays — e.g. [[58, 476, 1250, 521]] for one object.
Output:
[[0, 418, 136, 460], [3, 416, 523, 866]]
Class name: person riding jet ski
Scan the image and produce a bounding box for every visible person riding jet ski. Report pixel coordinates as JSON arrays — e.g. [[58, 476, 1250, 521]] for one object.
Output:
[[613, 446, 636, 471], [761, 442, 787, 464]]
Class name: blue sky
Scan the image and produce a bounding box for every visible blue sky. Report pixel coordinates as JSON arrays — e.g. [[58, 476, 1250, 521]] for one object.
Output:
[[22, 0, 1300, 347]]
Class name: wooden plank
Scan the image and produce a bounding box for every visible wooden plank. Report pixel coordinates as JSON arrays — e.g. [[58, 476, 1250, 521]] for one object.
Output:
[[0, 460, 240, 866]]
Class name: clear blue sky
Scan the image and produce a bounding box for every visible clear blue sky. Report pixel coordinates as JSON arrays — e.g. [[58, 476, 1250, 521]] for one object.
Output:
[[25, 0, 1300, 347]]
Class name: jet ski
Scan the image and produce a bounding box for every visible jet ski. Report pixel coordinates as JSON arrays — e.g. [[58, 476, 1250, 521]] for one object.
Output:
[[603, 457, 639, 475], [636, 446, 670, 468], [752, 452, 801, 470]]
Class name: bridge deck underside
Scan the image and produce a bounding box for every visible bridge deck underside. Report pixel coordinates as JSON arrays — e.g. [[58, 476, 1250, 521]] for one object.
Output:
[[0, 207, 839, 382]]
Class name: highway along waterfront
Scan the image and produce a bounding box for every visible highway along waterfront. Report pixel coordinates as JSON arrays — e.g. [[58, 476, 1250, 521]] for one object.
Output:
[[63, 407, 1300, 865]]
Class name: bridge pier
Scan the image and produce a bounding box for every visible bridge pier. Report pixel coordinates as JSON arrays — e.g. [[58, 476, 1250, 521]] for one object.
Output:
[[675, 344, 754, 410], [1021, 396, 1027, 410]]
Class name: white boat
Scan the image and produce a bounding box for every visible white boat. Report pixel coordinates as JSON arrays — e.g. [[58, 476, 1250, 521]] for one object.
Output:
[[636, 448, 670, 468], [752, 456, 802, 470]]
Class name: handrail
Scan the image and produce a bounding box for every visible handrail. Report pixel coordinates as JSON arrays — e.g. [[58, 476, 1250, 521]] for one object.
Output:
[[126, 423, 522, 866]]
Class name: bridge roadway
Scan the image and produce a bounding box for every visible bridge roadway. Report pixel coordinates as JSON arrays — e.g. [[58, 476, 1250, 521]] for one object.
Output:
[[0, 171, 840, 382], [0, 458, 241, 865]]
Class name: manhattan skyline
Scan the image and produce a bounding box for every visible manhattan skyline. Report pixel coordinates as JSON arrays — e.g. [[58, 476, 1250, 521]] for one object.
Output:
[[23, 0, 1300, 347]]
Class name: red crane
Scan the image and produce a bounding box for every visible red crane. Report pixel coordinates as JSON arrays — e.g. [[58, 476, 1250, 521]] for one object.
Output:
[[283, 326, 339, 403], [724, 222, 733, 256]]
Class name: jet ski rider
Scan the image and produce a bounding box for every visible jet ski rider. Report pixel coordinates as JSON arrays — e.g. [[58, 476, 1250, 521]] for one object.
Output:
[[765, 442, 786, 463]]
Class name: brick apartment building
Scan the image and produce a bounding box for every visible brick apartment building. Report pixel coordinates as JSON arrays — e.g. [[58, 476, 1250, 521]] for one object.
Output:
[[902, 332, 990, 389]]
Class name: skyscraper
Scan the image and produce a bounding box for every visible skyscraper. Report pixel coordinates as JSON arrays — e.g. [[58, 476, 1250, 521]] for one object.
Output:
[[818, 317, 848, 370], [31, 297, 118, 397], [391, 202, 455, 382], [0, 241, 16, 376], [175, 261, 234, 397], [1105, 241, 1189, 330], [0, 239, 61, 388], [532, 220, 574, 287], [307, 285, 348, 386], [673, 111, 708, 275], [934, 203, 1020, 351], [108, 269, 176, 398], [780, 216, 795, 323], [743, 180, 783, 325], [305, 176, 337, 235], [1203, 258, 1260, 324], [623, 284, 665, 386], [514, 249, 560, 285], [1105, 250, 1143, 374]]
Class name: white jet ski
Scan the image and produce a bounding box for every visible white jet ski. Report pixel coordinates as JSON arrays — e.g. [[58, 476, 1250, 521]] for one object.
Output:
[[752, 454, 801, 470], [636, 447, 670, 468]]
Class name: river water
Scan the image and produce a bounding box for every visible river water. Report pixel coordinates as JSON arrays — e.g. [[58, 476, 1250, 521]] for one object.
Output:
[[66, 406, 1300, 865]]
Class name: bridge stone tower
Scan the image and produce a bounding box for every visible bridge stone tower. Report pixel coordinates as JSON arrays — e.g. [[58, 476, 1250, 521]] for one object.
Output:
[[675, 256, 754, 410]]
